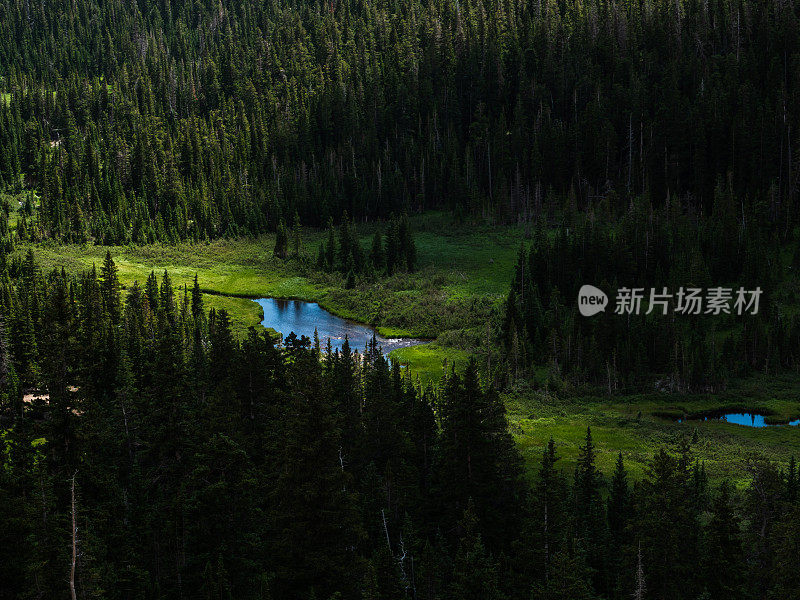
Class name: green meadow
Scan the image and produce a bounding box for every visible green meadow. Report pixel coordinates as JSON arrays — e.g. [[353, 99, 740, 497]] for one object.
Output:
[[508, 373, 800, 485], [13, 214, 800, 482], [15, 211, 524, 354]]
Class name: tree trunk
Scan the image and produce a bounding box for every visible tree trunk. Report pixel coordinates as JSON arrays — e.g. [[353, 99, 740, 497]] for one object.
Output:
[[70, 472, 78, 600]]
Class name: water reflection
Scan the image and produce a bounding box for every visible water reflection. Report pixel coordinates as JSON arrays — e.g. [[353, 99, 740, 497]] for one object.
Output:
[[679, 412, 800, 427], [254, 297, 426, 355]]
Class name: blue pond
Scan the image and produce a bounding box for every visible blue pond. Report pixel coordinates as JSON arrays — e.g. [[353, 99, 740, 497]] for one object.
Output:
[[254, 297, 426, 355], [682, 413, 800, 427]]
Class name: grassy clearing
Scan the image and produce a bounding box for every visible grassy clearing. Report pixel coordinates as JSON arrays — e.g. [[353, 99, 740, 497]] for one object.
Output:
[[201, 294, 265, 338], [506, 373, 800, 485], [18, 213, 524, 341], [3, 189, 39, 232], [16, 214, 799, 483], [388, 343, 473, 386], [406, 212, 525, 297], [15, 215, 521, 381]]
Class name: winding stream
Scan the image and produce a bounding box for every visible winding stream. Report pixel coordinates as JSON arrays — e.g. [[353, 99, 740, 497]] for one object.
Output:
[[254, 297, 427, 354]]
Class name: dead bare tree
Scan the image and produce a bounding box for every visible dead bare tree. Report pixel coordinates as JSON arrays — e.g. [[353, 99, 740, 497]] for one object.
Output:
[[633, 541, 646, 600], [70, 472, 78, 600]]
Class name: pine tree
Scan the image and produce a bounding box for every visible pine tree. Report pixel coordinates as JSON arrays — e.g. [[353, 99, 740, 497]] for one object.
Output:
[[325, 217, 336, 271], [292, 211, 302, 257], [385, 220, 400, 276], [398, 215, 417, 273], [573, 427, 606, 595], [159, 270, 176, 327], [0, 313, 20, 413], [270, 342, 365, 598], [512, 437, 568, 593], [533, 541, 596, 600], [370, 230, 385, 273], [448, 500, 505, 600], [207, 309, 238, 429], [606, 453, 630, 598], [701, 481, 743, 600], [360, 349, 416, 521], [274, 219, 288, 259], [328, 336, 361, 469], [191, 274, 203, 319], [100, 250, 121, 324], [144, 270, 159, 313], [436, 358, 526, 552], [634, 448, 701, 600]]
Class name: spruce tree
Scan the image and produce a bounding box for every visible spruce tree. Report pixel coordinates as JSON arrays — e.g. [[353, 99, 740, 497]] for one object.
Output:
[[573, 427, 607, 595], [191, 274, 203, 319], [99, 251, 120, 324], [436, 358, 526, 552], [292, 211, 302, 257], [607, 453, 630, 599], [448, 500, 505, 600], [270, 342, 365, 598], [701, 481, 744, 600], [325, 217, 336, 270], [274, 219, 288, 259], [370, 230, 385, 273], [533, 541, 596, 600]]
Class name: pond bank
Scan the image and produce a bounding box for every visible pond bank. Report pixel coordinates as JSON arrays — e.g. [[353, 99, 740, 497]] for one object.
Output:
[[253, 297, 429, 355]]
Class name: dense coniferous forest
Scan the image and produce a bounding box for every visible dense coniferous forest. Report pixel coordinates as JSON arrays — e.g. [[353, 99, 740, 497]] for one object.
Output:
[[2, 253, 800, 599], [0, 0, 797, 241], [498, 197, 799, 391], [2, 0, 800, 596]]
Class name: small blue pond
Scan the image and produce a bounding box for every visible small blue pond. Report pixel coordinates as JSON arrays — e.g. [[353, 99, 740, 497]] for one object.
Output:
[[680, 413, 800, 427], [254, 297, 426, 355]]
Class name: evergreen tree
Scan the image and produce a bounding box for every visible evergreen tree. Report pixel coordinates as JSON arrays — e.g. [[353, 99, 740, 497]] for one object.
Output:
[[532, 541, 596, 600], [701, 481, 744, 600], [292, 211, 302, 258], [325, 218, 336, 271], [607, 453, 630, 599], [370, 230, 385, 273], [634, 448, 701, 600], [99, 251, 121, 324], [573, 427, 607, 595], [271, 341, 365, 598], [448, 500, 505, 600], [191, 274, 204, 319], [274, 219, 289, 260], [436, 359, 526, 552]]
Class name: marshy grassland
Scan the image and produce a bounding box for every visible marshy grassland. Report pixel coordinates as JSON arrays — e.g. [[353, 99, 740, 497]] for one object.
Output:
[[507, 373, 800, 485], [13, 212, 800, 483], [17, 212, 524, 346]]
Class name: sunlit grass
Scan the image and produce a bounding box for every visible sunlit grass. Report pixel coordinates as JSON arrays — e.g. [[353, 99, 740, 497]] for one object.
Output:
[[13, 216, 800, 484], [19, 213, 522, 340], [389, 343, 472, 386], [506, 374, 800, 484]]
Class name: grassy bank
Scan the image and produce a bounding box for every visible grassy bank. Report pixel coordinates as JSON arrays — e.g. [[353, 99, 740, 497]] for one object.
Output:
[[390, 343, 473, 386], [13, 215, 800, 484], [13, 212, 524, 368], [506, 373, 800, 485]]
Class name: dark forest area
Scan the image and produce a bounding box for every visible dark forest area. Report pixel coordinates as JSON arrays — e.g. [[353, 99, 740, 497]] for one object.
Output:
[[2, 0, 800, 597], [0, 0, 797, 242], [2, 254, 800, 599]]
